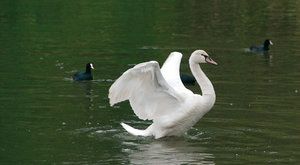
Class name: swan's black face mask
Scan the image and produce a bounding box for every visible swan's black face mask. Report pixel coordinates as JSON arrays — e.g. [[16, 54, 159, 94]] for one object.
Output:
[[202, 54, 218, 65]]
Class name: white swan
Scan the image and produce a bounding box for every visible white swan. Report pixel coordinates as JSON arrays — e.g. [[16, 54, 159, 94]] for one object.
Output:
[[108, 50, 217, 139]]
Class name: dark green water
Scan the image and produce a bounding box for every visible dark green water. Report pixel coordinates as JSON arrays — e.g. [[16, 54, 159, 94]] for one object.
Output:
[[1, 0, 300, 164]]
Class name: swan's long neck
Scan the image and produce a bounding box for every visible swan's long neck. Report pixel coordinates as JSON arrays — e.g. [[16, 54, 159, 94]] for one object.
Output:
[[189, 58, 216, 98]]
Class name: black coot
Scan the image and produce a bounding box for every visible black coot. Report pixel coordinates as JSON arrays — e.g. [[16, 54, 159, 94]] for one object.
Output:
[[180, 73, 195, 85], [250, 39, 273, 52], [73, 63, 94, 81]]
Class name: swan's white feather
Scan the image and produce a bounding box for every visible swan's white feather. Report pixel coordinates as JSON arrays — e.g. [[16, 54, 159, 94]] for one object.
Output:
[[161, 52, 191, 93], [109, 61, 183, 120]]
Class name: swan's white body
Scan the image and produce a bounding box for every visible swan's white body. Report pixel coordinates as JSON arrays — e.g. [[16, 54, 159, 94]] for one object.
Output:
[[109, 50, 217, 139]]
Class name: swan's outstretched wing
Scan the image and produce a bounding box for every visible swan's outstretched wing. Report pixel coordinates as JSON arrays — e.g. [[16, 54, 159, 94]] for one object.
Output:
[[161, 52, 189, 92], [109, 61, 183, 120]]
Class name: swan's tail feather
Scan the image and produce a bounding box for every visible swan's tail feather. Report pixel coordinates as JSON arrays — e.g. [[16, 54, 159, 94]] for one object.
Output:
[[121, 123, 151, 137]]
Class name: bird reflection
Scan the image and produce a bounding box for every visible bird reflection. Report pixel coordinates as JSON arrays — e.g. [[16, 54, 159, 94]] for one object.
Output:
[[125, 138, 214, 165], [245, 48, 274, 67], [262, 51, 273, 67], [76, 81, 95, 110]]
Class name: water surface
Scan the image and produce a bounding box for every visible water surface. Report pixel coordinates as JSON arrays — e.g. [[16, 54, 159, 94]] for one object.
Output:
[[1, 0, 300, 164]]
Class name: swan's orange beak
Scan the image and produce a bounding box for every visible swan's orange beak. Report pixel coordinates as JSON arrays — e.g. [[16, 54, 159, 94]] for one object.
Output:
[[206, 57, 218, 65]]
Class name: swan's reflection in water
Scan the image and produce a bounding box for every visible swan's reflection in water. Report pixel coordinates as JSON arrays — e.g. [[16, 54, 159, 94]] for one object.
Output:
[[124, 138, 214, 165]]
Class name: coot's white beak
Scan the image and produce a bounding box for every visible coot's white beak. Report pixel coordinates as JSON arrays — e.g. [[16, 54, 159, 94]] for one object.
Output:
[[270, 40, 273, 45], [90, 63, 94, 69]]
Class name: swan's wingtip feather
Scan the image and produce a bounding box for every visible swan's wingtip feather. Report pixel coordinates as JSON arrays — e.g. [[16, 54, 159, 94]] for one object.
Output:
[[109, 100, 115, 107], [169, 51, 183, 58]]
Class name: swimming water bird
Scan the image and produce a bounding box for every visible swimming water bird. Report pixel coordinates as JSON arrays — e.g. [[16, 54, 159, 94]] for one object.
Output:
[[250, 39, 273, 52], [108, 50, 217, 139], [72, 63, 94, 81]]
